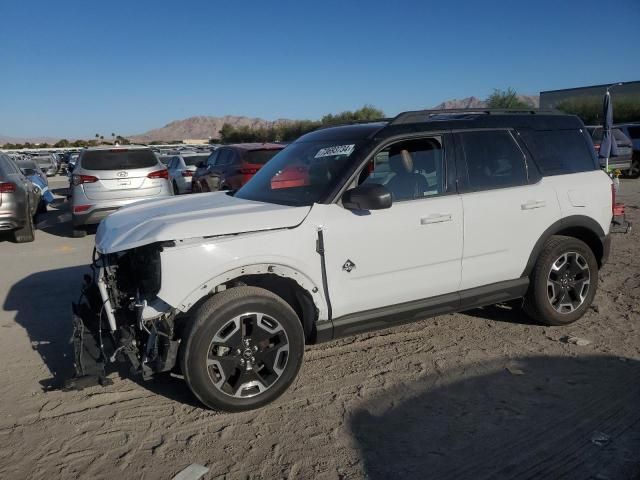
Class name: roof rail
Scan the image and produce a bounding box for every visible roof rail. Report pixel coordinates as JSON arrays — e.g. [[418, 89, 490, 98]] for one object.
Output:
[[390, 108, 559, 125]]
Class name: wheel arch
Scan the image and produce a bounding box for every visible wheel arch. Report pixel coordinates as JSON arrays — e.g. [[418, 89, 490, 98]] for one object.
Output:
[[522, 215, 608, 278], [177, 263, 327, 342]]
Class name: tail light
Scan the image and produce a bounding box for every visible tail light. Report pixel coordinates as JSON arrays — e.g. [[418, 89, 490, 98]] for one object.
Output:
[[240, 167, 258, 174], [72, 174, 98, 186], [0, 182, 16, 193], [611, 183, 616, 216], [593, 143, 601, 152], [73, 205, 92, 213], [182, 170, 194, 177], [148, 169, 169, 179]]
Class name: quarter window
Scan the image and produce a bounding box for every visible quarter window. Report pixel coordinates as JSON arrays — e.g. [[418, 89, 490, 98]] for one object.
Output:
[[519, 129, 596, 175], [459, 130, 528, 190]]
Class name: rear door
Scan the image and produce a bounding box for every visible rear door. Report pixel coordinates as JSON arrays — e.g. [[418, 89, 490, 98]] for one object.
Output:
[[79, 149, 164, 200], [455, 129, 561, 290]]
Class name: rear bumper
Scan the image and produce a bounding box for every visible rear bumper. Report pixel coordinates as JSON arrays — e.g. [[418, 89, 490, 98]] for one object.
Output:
[[0, 217, 21, 231], [73, 206, 120, 226], [72, 193, 172, 226], [0, 210, 23, 231]]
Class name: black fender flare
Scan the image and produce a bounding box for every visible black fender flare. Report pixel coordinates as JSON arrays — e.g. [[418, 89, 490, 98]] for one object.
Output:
[[522, 215, 608, 277]]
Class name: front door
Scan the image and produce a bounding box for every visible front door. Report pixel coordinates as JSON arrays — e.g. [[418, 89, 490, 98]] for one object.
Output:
[[320, 135, 464, 319]]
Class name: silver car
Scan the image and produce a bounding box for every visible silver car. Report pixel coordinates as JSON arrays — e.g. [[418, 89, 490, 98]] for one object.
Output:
[[70, 146, 172, 237], [32, 153, 58, 177], [0, 154, 39, 242], [167, 153, 210, 194]]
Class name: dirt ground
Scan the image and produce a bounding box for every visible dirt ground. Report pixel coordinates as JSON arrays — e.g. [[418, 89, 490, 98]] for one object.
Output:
[[0, 177, 638, 480]]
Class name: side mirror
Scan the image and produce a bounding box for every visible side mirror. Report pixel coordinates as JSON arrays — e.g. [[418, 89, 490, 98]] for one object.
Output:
[[342, 183, 392, 211]]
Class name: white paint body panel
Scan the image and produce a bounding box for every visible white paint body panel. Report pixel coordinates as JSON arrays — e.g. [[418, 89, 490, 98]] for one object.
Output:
[[460, 179, 561, 290], [545, 170, 612, 234], [95, 192, 311, 254], [313, 197, 463, 318]]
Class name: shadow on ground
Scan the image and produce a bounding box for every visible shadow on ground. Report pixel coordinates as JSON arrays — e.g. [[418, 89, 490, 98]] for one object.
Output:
[[4, 265, 87, 388], [462, 300, 539, 326], [3, 264, 199, 404], [350, 355, 640, 480]]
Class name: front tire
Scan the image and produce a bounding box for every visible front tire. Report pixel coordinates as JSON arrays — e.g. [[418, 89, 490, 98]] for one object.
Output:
[[524, 235, 598, 326], [181, 286, 304, 411]]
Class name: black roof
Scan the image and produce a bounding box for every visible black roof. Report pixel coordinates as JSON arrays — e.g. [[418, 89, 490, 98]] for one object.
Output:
[[297, 110, 585, 143]]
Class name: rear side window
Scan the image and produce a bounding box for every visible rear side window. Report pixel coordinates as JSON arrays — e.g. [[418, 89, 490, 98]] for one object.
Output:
[[459, 130, 528, 190], [215, 150, 234, 166], [245, 149, 281, 165], [80, 150, 158, 170], [183, 155, 209, 166], [626, 126, 640, 139], [519, 129, 596, 176], [613, 129, 631, 144]]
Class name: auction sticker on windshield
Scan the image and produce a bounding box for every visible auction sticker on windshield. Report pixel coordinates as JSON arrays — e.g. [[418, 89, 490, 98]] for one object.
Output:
[[315, 144, 355, 158]]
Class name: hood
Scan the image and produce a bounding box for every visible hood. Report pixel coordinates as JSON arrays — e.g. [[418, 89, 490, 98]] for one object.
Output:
[[95, 192, 311, 254]]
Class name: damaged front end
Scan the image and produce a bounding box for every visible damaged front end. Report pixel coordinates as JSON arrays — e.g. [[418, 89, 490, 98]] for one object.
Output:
[[65, 244, 180, 390]]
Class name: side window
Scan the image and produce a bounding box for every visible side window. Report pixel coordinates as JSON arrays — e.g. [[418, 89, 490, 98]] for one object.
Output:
[[362, 137, 444, 201], [215, 150, 230, 166], [206, 151, 219, 167], [519, 129, 597, 175], [459, 130, 528, 190], [627, 126, 640, 140]]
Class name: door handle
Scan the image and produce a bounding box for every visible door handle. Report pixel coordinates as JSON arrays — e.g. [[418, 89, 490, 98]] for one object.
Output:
[[420, 214, 452, 225], [521, 200, 546, 210]]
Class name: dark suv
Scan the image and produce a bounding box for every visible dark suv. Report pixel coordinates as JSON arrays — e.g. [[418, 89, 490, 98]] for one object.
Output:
[[192, 143, 283, 192]]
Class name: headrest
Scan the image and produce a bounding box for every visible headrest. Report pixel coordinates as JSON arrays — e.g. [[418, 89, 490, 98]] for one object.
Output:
[[389, 149, 413, 174]]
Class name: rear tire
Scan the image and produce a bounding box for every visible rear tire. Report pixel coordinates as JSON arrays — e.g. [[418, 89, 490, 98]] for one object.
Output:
[[72, 226, 87, 238], [181, 286, 304, 412], [626, 156, 640, 179], [13, 210, 35, 243], [524, 235, 598, 326]]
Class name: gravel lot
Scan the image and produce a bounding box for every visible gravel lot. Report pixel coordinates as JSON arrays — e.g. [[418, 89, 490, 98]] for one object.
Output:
[[0, 176, 639, 480]]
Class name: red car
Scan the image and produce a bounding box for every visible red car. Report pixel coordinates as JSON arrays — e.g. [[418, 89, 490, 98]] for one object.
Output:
[[192, 143, 284, 192]]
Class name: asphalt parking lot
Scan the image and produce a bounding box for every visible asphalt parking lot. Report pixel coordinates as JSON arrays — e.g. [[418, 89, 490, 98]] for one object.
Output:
[[0, 176, 639, 479]]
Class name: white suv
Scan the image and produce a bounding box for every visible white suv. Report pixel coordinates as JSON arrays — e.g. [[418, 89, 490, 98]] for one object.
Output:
[[68, 110, 613, 411]]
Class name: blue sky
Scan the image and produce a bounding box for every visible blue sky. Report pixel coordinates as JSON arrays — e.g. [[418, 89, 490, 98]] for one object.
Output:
[[1, 0, 638, 138]]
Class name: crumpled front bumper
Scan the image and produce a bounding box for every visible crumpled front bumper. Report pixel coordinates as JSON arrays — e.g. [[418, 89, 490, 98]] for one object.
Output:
[[65, 273, 114, 390]]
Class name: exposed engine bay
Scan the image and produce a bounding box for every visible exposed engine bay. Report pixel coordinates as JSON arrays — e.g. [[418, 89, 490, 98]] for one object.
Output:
[[66, 244, 180, 389]]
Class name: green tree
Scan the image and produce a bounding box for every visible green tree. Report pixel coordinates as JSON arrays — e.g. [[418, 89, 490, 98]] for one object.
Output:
[[486, 88, 531, 109], [54, 139, 70, 148]]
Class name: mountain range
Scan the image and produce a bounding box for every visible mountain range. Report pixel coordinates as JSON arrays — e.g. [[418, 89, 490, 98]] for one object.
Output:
[[1, 95, 540, 145]]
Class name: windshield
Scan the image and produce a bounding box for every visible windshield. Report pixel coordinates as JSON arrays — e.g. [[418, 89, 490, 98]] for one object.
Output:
[[235, 140, 363, 206]]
